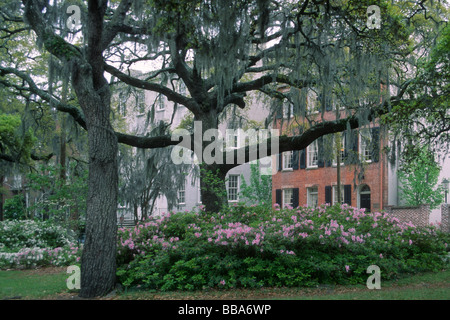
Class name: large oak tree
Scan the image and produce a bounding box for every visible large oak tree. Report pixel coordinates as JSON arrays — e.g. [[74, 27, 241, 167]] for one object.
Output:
[[0, 0, 447, 297]]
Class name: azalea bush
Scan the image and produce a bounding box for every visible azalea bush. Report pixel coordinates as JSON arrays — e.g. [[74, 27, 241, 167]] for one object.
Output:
[[116, 204, 450, 291], [0, 219, 81, 269]]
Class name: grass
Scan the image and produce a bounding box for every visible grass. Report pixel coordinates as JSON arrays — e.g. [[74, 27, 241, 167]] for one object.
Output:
[[0, 267, 69, 299], [118, 269, 450, 300], [1, 267, 449, 300]]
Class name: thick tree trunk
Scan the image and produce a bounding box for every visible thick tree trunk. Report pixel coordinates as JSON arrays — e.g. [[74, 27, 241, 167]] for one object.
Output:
[[73, 63, 118, 298], [79, 120, 118, 297], [196, 111, 229, 213], [200, 163, 228, 213]]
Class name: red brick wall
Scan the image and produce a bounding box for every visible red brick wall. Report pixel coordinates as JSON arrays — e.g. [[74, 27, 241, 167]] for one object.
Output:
[[441, 204, 450, 233], [272, 157, 389, 212], [271, 111, 389, 212], [384, 204, 430, 228]]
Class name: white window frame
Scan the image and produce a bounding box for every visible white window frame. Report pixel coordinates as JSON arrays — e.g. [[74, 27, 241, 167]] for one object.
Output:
[[282, 151, 294, 170], [332, 185, 344, 205], [177, 182, 186, 205], [226, 130, 239, 150], [283, 188, 294, 208], [307, 140, 318, 168], [157, 95, 165, 111], [307, 187, 318, 208], [307, 89, 319, 114], [137, 92, 145, 114], [332, 133, 346, 166], [283, 100, 294, 118], [227, 175, 239, 202], [359, 129, 372, 163]]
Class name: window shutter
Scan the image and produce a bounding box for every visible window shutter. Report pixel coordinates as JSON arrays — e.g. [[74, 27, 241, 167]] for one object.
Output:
[[344, 185, 352, 205], [371, 127, 380, 163], [275, 189, 282, 206], [292, 188, 299, 208], [278, 153, 282, 171], [349, 130, 359, 164], [351, 130, 359, 152], [317, 137, 324, 167], [343, 131, 349, 159], [299, 149, 306, 169], [292, 150, 299, 170], [325, 186, 332, 204]]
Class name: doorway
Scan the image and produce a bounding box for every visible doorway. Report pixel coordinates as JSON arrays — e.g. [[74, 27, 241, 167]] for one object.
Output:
[[360, 185, 371, 213]]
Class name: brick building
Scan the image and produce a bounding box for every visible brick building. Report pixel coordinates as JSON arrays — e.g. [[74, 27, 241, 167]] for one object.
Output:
[[272, 90, 398, 213]]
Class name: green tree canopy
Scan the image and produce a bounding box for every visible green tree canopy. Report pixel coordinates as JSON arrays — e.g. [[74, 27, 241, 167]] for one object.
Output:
[[0, 113, 35, 164], [398, 146, 444, 209]]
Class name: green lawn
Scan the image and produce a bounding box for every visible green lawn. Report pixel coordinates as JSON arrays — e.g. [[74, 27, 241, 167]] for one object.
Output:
[[0, 267, 449, 300], [0, 267, 69, 299]]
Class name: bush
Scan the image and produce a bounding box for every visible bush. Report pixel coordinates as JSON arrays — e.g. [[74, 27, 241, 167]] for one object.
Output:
[[3, 194, 26, 220], [0, 219, 81, 269], [116, 204, 450, 291]]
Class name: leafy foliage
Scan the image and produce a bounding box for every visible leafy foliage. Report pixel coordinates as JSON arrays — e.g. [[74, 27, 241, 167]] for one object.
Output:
[[26, 163, 88, 229], [381, 22, 450, 155], [3, 194, 26, 220], [116, 204, 450, 291], [0, 219, 76, 252], [0, 114, 36, 163], [0, 219, 81, 269], [239, 160, 272, 208], [398, 146, 444, 209]]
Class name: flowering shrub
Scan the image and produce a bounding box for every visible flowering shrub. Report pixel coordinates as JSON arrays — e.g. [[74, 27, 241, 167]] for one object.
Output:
[[0, 246, 81, 269], [0, 220, 81, 269], [116, 204, 450, 291]]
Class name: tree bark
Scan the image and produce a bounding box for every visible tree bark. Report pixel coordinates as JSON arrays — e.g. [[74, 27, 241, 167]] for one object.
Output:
[[200, 163, 228, 214], [80, 119, 118, 297], [195, 111, 229, 213], [72, 61, 118, 298]]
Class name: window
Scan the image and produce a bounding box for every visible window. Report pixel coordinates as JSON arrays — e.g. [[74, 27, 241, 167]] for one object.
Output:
[[307, 140, 318, 168], [307, 187, 318, 208], [179, 81, 187, 95], [282, 151, 294, 170], [359, 184, 371, 212], [178, 183, 186, 205], [227, 175, 239, 202], [339, 134, 346, 161], [283, 188, 293, 208], [332, 185, 344, 205], [157, 95, 165, 111], [283, 100, 294, 118], [360, 129, 372, 162], [333, 133, 346, 165], [307, 89, 318, 114], [226, 130, 239, 149], [137, 92, 145, 113], [331, 95, 345, 111]]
